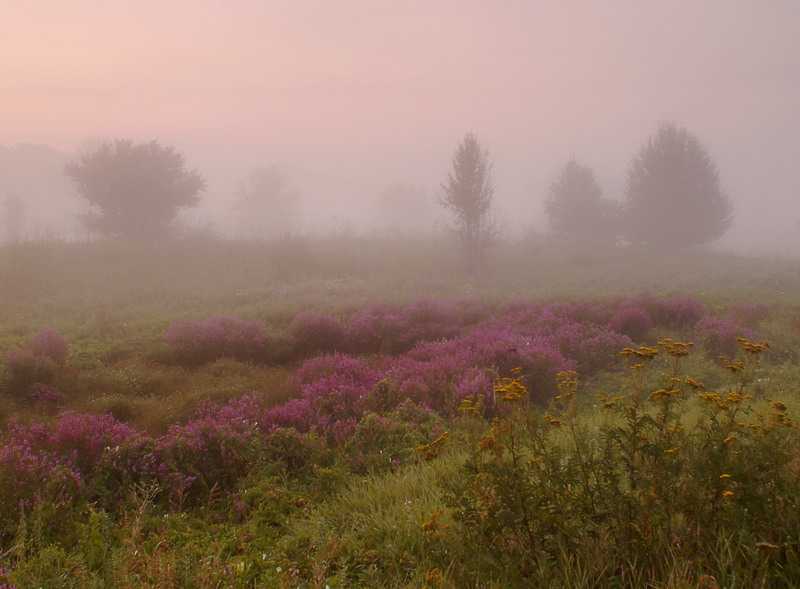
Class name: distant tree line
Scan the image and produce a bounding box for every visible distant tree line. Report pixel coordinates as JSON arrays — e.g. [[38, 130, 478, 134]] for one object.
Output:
[[440, 122, 733, 271], [22, 122, 733, 262], [542, 121, 733, 251]]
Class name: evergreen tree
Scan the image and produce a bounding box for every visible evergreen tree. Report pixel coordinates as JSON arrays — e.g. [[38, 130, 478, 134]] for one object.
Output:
[[544, 158, 618, 246], [623, 122, 733, 249]]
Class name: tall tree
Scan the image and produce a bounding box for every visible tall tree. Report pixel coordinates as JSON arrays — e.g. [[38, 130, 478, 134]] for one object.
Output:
[[234, 165, 299, 239], [374, 182, 430, 234], [623, 122, 733, 249], [1, 194, 26, 242], [544, 157, 618, 246], [440, 132, 501, 272], [65, 139, 205, 240], [0, 143, 76, 238]]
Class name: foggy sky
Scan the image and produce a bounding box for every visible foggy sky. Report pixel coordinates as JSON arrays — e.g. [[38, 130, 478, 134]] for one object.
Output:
[[2, 1, 799, 251]]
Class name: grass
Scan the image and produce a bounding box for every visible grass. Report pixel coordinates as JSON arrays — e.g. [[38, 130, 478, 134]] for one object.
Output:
[[0, 235, 799, 587]]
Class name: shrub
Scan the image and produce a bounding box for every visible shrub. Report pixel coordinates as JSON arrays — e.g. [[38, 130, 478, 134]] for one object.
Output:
[[608, 306, 653, 341], [289, 311, 345, 356], [345, 412, 428, 474], [29, 383, 62, 404], [406, 322, 574, 406], [28, 329, 70, 364], [4, 329, 69, 400], [346, 299, 466, 354], [553, 321, 633, 374], [628, 292, 705, 329], [695, 317, 755, 359], [159, 399, 265, 500], [0, 422, 85, 536], [165, 315, 268, 364], [447, 340, 799, 586], [4, 349, 56, 395], [295, 354, 381, 439], [262, 428, 327, 475], [345, 303, 407, 354], [729, 301, 771, 328]]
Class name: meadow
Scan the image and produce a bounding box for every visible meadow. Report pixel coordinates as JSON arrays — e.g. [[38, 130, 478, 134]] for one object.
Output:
[[0, 235, 798, 588]]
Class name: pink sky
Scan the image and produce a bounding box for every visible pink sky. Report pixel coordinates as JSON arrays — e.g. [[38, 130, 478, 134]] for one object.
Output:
[[3, 0, 800, 249]]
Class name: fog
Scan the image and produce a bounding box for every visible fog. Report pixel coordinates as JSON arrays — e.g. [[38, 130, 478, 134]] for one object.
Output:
[[2, 1, 799, 252]]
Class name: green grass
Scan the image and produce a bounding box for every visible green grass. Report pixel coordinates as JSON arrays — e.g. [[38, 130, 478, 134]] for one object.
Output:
[[1, 236, 800, 587]]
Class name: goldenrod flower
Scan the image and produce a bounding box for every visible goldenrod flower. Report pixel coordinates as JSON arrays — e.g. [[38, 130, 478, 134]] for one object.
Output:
[[494, 374, 528, 401], [543, 414, 562, 427], [698, 392, 727, 409], [650, 389, 680, 399], [620, 346, 658, 359], [415, 432, 449, 460], [477, 434, 504, 456], [420, 508, 445, 536], [683, 378, 705, 389]]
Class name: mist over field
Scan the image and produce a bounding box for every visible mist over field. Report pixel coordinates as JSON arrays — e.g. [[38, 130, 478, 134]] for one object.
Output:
[[2, 0, 800, 252], [5, 4, 800, 586]]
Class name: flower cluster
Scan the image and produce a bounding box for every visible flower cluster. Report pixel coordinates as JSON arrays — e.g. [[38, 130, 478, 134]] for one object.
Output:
[[289, 311, 346, 356], [166, 315, 269, 364], [3, 328, 69, 400]]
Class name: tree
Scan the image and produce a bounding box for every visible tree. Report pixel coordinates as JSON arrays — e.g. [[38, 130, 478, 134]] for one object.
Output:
[[1, 143, 76, 238], [544, 157, 619, 246], [439, 132, 501, 272], [374, 182, 430, 234], [622, 122, 733, 249], [234, 165, 299, 239], [2, 194, 26, 242], [64, 139, 205, 240]]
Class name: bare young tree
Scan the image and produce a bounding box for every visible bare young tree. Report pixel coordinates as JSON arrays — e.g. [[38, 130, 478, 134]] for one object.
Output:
[[440, 132, 501, 272]]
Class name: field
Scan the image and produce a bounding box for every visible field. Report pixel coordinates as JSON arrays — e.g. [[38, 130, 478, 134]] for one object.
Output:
[[0, 235, 799, 588]]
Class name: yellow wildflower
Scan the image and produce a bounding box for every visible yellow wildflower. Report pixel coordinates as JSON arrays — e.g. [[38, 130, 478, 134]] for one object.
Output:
[[683, 378, 705, 389], [415, 432, 449, 460], [620, 346, 659, 359], [543, 414, 562, 427], [650, 389, 680, 400], [420, 508, 446, 538]]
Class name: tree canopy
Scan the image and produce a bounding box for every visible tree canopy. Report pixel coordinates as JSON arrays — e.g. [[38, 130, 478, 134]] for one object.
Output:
[[1, 194, 25, 242], [234, 165, 299, 239], [623, 122, 733, 249], [439, 132, 501, 272], [375, 182, 430, 234], [65, 139, 205, 240], [544, 157, 618, 246]]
